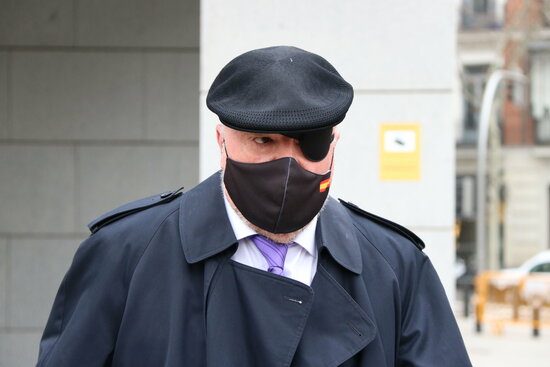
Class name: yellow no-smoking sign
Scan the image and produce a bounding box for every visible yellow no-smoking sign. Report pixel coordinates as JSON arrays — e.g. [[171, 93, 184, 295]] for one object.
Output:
[[379, 123, 421, 180]]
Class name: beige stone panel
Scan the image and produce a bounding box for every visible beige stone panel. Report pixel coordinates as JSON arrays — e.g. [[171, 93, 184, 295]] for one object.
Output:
[[413, 229, 456, 305], [0, 145, 75, 233], [0, 239, 6, 328], [199, 93, 220, 180], [11, 51, 143, 140], [0, 332, 42, 367], [0, 0, 73, 46], [77, 145, 198, 230], [0, 52, 7, 139], [201, 0, 456, 91], [330, 92, 455, 228], [8, 238, 81, 328], [144, 52, 199, 141], [76, 0, 199, 48]]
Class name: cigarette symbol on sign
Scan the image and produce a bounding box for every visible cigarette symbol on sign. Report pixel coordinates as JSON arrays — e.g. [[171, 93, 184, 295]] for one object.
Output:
[[384, 130, 416, 152]]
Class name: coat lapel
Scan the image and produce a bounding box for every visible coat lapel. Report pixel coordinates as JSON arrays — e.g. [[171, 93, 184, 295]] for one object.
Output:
[[292, 264, 377, 367], [179, 174, 379, 366], [290, 199, 378, 366], [179, 172, 237, 264], [180, 173, 314, 366], [206, 260, 314, 367]]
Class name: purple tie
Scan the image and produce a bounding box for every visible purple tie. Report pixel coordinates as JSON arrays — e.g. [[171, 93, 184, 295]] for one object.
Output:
[[249, 235, 289, 275]]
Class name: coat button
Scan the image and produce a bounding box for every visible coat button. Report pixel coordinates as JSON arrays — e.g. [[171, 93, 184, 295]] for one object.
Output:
[[160, 191, 172, 199]]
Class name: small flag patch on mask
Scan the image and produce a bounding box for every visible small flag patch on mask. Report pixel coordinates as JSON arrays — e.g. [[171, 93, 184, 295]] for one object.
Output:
[[319, 178, 331, 192]]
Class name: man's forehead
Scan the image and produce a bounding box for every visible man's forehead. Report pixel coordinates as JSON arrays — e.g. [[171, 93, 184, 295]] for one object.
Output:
[[226, 127, 335, 137], [226, 129, 278, 137]]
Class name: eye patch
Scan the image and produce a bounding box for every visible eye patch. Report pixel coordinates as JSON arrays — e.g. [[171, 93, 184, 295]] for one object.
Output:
[[282, 128, 334, 162]]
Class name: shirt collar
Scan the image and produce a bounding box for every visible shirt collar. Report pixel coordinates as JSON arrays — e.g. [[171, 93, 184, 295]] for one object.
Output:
[[179, 171, 361, 274], [222, 193, 256, 240], [222, 192, 318, 257]]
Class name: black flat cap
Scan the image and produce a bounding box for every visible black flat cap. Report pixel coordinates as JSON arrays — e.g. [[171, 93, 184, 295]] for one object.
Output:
[[207, 46, 353, 161]]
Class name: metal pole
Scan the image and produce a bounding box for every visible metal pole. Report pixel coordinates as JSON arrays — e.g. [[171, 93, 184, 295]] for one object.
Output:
[[476, 70, 526, 272]]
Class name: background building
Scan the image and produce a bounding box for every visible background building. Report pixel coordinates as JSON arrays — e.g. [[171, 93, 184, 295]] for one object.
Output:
[[456, 0, 550, 272], [1, 1, 458, 365]]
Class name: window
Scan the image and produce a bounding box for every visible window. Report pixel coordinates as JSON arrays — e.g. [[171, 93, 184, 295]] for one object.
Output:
[[543, 0, 550, 27], [461, 0, 502, 29], [531, 51, 550, 143], [456, 175, 475, 218], [474, 0, 488, 14], [530, 263, 550, 273], [462, 65, 489, 143]]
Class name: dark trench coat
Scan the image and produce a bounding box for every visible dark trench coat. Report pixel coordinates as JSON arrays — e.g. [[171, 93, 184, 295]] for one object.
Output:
[[36, 172, 471, 367]]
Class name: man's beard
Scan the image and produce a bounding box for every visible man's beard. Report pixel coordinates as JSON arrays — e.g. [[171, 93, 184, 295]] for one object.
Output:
[[220, 171, 327, 244]]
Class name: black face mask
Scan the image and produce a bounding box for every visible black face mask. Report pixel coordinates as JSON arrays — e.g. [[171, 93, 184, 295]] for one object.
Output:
[[223, 155, 332, 234]]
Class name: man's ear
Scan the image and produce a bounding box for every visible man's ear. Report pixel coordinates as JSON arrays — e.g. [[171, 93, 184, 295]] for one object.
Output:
[[216, 124, 227, 170], [216, 124, 224, 149], [333, 128, 341, 145]]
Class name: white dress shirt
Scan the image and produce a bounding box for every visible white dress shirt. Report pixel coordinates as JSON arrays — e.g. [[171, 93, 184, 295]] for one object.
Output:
[[223, 194, 318, 286]]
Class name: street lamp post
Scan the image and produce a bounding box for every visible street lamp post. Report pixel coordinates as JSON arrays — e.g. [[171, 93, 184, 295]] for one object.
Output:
[[476, 70, 527, 273]]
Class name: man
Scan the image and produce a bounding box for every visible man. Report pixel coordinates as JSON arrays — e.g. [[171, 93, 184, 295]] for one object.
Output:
[[37, 46, 471, 366]]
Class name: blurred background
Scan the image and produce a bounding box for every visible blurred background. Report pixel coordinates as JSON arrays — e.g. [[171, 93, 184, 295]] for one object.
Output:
[[0, 0, 549, 365]]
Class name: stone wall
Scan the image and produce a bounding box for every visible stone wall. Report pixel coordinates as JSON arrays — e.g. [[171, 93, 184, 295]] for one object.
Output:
[[0, 1, 199, 365]]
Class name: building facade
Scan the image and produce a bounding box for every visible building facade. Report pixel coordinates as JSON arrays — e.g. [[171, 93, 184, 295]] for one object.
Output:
[[456, 0, 550, 272]]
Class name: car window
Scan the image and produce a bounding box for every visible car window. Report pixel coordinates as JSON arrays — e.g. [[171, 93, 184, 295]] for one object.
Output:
[[530, 263, 550, 273]]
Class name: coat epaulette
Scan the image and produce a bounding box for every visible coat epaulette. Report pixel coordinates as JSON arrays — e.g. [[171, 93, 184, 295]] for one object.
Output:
[[338, 199, 425, 251], [88, 187, 184, 234]]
